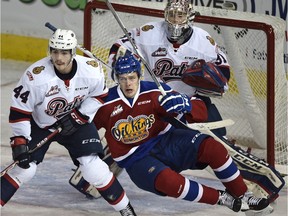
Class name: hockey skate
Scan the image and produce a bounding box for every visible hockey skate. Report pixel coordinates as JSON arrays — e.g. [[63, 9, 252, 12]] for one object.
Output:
[[217, 190, 242, 212], [241, 191, 273, 216], [119, 202, 137, 216]]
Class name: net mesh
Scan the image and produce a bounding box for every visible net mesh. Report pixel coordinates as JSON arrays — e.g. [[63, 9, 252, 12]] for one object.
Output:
[[84, 0, 287, 167]]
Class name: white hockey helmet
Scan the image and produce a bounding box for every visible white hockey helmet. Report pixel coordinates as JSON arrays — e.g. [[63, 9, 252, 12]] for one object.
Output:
[[164, 0, 195, 42], [49, 29, 77, 56]]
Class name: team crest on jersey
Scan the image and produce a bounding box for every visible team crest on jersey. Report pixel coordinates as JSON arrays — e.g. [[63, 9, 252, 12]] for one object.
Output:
[[206, 36, 215, 46], [46, 85, 60, 97], [152, 47, 167, 57], [153, 59, 189, 82], [45, 95, 85, 119], [86, 60, 98, 68], [32, 66, 45, 74], [26, 71, 34, 81], [111, 105, 123, 117], [141, 25, 154, 32], [111, 114, 155, 144]]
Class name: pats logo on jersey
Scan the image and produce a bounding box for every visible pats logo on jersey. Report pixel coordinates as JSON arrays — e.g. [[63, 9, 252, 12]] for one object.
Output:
[[111, 114, 155, 144], [141, 25, 154, 32], [45, 95, 85, 119], [86, 60, 98, 68], [32, 66, 45, 74]]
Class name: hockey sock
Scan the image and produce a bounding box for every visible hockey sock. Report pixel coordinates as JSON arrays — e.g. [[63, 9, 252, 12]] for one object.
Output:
[[197, 137, 247, 197], [182, 180, 220, 204], [198, 185, 220, 204], [154, 166, 222, 205], [155, 168, 186, 197], [1, 173, 20, 206], [97, 175, 128, 211]]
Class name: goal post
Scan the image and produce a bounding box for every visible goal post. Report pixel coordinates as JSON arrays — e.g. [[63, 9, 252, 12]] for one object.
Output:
[[83, 0, 287, 169]]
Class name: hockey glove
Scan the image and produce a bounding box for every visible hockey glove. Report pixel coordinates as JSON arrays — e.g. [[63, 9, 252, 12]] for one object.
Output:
[[10, 136, 30, 169], [181, 59, 228, 97], [56, 108, 89, 136], [159, 92, 192, 114]]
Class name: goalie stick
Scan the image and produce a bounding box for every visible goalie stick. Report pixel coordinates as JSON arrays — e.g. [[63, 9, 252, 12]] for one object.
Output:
[[44, 22, 112, 70], [0, 128, 61, 177], [188, 119, 235, 131]]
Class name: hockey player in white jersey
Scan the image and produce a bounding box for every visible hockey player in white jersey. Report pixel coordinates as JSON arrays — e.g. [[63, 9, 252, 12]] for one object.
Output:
[[108, 0, 229, 137], [0, 28, 137, 216]]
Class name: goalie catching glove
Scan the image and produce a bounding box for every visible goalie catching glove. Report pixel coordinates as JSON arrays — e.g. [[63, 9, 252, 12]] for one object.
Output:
[[159, 92, 192, 114], [181, 59, 228, 97], [54, 108, 89, 136]]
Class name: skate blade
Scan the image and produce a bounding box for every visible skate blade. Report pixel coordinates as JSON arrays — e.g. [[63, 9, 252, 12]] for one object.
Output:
[[244, 205, 274, 216]]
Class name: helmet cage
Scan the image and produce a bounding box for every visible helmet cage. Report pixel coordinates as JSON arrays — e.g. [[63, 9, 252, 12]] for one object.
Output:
[[165, 0, 195, 41]]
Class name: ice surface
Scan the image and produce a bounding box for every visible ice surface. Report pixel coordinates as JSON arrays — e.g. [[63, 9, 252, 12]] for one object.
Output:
[[1, 60, 287, 216]]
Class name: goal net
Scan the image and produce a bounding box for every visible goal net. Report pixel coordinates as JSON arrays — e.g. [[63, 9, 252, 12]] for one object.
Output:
[[83, 0, 287, 169]]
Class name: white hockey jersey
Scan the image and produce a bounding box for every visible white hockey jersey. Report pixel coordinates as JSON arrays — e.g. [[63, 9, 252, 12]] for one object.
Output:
[[9, 55, 108, 140], [109, 21, 229, 98]]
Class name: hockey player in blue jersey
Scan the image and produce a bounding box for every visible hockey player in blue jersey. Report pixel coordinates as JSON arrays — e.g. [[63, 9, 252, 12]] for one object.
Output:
[[93, 53, 270, 214]]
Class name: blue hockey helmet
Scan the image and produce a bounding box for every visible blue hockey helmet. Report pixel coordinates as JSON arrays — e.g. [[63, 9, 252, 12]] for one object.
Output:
[[112, 54, 142, 81]]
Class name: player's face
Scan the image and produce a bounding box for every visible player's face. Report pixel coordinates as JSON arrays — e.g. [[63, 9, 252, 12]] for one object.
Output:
[[50, 49, 73, 74], [118, 72, 140, 98]]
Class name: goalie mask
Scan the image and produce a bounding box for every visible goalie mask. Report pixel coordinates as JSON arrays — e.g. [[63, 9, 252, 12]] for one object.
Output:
[[49, 29, 77, 56], [164, 0, 195, 43], [112, 54, 142, 81]]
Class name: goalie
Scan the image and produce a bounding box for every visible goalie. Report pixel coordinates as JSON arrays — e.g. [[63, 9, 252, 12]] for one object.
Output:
[[108, 0, 231, 138]]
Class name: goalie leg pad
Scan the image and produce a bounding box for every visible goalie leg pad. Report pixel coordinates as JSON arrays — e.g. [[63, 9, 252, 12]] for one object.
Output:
[[221, 138, 285, 202], [69, 167, 101, 199], [70, 150, 123, 199]]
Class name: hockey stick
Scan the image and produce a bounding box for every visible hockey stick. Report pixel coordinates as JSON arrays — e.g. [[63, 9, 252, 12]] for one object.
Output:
[[44, 22, 112, 70], [188, 119, 235, 131], [105, 0, 166, 96], [0, 128, 61, 177]]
